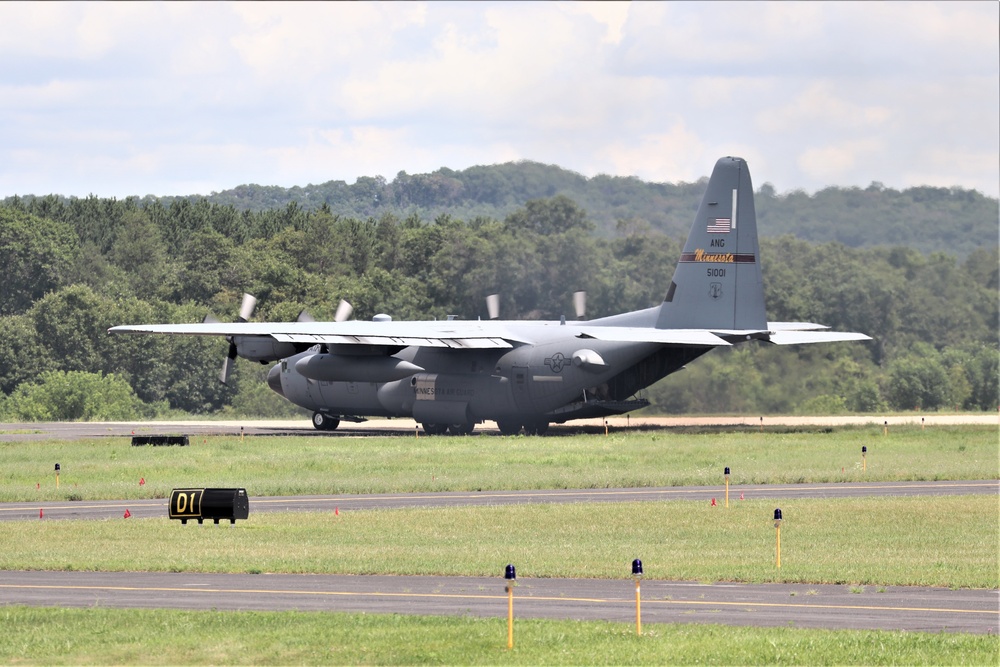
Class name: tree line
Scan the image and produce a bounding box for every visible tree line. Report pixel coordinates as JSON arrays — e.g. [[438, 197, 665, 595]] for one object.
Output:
[[6, 160, 997, 257], [0, 193, 996, 421]]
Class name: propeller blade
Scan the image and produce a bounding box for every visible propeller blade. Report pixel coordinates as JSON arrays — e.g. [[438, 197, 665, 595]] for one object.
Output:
[[334, 299, 354, 322], [238, 293, 257, 322], [219, 294, 256, 384], [297, 310, 316, 323], [573, 291, 587, 320], [486, 294, 500, 320], [219, 341, 239, 385]]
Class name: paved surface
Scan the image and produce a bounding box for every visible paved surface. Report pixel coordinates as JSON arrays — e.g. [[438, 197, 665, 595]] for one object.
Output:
[[1, 570, 996, 634], [1, 414, 995, 441], [1, 480, 996, 521]]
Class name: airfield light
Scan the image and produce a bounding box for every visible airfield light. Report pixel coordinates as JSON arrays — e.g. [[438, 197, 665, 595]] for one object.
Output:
[[862, 446, 867, 472], [504, 564, 517, 649], [773, 508, 783, 568], [632, 559, 643, 635], [724, 467, 730, 507], [54, 463, 60, 489]]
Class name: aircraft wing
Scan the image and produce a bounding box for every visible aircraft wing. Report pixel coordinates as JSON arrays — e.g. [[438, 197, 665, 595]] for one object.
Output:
[[108, 320, 525, 349]]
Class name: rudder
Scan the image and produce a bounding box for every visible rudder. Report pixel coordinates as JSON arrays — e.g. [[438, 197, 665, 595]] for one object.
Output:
[[655, 157, 767, 332]]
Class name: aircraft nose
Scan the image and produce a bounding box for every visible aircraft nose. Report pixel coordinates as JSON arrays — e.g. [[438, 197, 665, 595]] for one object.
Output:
[[266, 363, 284, 397]]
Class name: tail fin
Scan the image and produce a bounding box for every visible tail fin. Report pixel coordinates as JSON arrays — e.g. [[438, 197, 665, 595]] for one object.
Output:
[[655, 157, 767, 331]]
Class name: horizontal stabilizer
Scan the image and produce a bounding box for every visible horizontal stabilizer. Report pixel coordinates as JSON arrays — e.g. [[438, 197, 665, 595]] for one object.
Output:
[[767, 331, 872, 345], [577, 327, 731, 347], [767, 321, 831, 331]]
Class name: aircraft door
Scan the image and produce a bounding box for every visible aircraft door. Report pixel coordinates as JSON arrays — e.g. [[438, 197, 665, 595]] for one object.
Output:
[[511, 366, 533, 411]]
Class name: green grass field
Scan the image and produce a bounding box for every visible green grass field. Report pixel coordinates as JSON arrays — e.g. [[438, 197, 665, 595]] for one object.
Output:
[[2, 607, 996, 666], [2, 425, 996, 502], [1, 425, 997, 664], [2, 496, 996, 588]]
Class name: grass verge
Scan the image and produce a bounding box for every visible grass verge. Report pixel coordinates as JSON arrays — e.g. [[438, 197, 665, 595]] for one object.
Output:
[[3, 496, 996, 588], [1, 606, 997, 666], [1, 425, 996, 502]]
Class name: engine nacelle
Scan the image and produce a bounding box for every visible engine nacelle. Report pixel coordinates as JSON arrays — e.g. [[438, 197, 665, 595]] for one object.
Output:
[[234, 336, 299, 362], [294, 353, 424, 383]]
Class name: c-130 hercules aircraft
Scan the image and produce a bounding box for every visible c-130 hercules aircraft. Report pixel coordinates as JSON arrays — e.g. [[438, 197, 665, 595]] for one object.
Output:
[[110, 157, 870, 435]]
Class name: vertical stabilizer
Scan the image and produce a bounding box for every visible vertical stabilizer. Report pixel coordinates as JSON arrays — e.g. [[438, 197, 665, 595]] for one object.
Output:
[[655, 157, 766, 331]]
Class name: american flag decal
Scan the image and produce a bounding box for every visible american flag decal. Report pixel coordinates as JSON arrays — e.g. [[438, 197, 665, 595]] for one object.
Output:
[[707, 218, 731, 233]]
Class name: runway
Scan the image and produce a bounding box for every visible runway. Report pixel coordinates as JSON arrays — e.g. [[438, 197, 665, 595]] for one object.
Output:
[[1, 413, 996, 441], [1, 480, 996, 521], [1, 570, 996, 634]]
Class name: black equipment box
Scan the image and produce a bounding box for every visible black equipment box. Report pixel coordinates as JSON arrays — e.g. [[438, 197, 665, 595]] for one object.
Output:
[[132, 435, 189, 446], [169, 488, 249, 525]]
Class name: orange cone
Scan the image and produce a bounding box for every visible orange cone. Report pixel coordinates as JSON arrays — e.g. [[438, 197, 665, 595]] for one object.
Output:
[[124, 509, 131, 518], [335, 507, 340, 516], [139, 477, 145, 486], [740, 492, 744, 500], [39, 508, 43, 519], [711, 498, 717, 506]]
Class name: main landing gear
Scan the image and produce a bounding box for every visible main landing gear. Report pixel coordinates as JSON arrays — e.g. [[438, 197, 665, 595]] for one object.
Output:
[[311, 412, 340, 431], [421, 422, 476, 436], [495, 419, 549, 436]]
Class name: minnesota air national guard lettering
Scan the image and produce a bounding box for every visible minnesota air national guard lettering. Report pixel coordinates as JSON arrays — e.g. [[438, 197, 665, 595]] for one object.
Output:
[[110, 158, 870, 435]]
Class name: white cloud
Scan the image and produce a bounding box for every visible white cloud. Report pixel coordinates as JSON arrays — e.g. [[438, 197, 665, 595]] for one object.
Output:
[[0, 1, 995, 199], [596, 122, 706, 182]]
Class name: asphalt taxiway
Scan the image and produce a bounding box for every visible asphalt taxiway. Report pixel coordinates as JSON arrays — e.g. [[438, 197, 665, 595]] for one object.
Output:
[[1, 570, 996, 634], [1, 480, 996, 521]]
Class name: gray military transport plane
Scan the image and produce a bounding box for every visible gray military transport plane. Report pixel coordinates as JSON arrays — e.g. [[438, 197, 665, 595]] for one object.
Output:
[[109, 157, 870, 435]]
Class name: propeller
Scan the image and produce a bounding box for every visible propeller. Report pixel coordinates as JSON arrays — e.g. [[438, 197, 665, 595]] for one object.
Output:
[[334, 299, 354, 322], [299, 297, 352, 323], [219, 293, 257, 385], [573, 291, 587, 320], [486, 294, 500, 320]]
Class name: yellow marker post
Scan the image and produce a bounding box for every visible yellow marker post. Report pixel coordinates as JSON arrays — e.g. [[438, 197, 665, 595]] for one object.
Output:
[[724, 467, 730, 508], [862, 446, 867, 473], [773, 508, 783, 568], [54, 463, 60, 489], [759, 416, 763, 432], [631, 559, 643, 635], [884, 420, 888, 436], [504, 564, 516, 649], [240, 426, 244, 442]]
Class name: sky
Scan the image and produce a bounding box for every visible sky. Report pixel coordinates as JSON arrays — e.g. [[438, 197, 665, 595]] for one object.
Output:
[[1, 1, 997, 200]]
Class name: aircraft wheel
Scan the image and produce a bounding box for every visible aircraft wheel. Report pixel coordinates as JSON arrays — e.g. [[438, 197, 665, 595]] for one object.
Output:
[[448, 422, 475, 435], [524, 420, 549, 436], [495, 419, 522, 436], [421, 423, 449, 435], [312, 412, 340, 431]]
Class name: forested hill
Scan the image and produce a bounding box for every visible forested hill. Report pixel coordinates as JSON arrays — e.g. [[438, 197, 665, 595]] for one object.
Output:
[[5, 161, 998, 257]]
